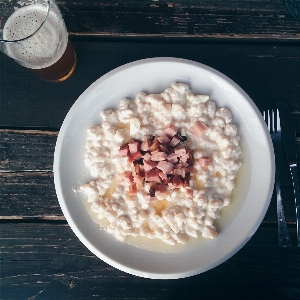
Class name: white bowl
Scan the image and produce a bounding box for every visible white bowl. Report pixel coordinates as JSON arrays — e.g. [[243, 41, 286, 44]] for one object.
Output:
[[53, 57, 275, 279]]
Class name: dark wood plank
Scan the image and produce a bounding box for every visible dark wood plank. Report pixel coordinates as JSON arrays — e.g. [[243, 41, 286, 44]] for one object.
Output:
[[57, 0, 300, 40], [0, 130, 57, 172], [0, 172, 63, 219], [1, 223, 300, 299], [2, 41, 300, 128]]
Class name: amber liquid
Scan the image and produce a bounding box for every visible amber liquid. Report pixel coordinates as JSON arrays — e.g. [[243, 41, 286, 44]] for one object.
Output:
[[30, 38, 77, 83]]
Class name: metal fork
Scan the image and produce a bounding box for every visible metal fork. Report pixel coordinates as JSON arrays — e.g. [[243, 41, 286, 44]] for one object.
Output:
[[263, 108, 292, 247]]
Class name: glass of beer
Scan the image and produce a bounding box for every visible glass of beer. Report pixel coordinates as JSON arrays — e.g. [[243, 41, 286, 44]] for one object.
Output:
[[0, 0, 76, 82]]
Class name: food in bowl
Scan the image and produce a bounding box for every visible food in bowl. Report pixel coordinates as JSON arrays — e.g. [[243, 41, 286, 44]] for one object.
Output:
[[80, 82, 242, 245]]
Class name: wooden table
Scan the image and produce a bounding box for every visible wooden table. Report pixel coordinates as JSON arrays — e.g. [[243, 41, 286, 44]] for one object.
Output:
[[1, 1, 300, 299]]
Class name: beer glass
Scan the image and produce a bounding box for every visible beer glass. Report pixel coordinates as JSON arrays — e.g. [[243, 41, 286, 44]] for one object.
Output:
[[0, 0, 76, 82]]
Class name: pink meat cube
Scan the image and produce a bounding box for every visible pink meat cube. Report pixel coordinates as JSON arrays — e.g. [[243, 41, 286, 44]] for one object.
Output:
[[119, 148, 128, 157], [169, 136, 181, 147], [145, 168, 161, 182], [129, 141, 140, 154], [151, 152, 167, 161], [174, 168, 185, 178], [123, 171, 134, 183], [157, 161, 174, 174], [156, 184, 168, 193], [144, 160, 158, 171], [143, 152, 151, 161], [173, 174, 182, 187], [158, 172, 168, 180], [174, 148, 186, 156], [140, 139, 151, 151], [191, 121, 208, 138], [157, 134, 171, 144], [163, 123, 178, 138], [180, 162, 189, 168], [199, 157, 212, 167], [131, 151, 143, 161], [167, 153, 179, 164]]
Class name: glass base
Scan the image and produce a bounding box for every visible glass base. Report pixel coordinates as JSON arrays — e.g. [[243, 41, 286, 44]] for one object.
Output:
[[44, 51, 77, 83]]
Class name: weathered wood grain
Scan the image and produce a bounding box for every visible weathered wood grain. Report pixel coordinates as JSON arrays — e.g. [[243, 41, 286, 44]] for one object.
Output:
[[2, 41, 300, 128], [0, 130, 57, 172], [1, 223, 299, 300], [0, 172, 63, 219], [56, 0, 300, 40]]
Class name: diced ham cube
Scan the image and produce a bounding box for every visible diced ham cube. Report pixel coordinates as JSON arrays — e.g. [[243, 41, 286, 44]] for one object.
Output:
[[174, 168, 185, 178], [173, 174, 182, 187], [167, 153, 179, 164], [199, 157, 212, 167], [140, 139, 151, 151], [174, 148, 186, 156], [119, 143, 129, 157], [131, 151, 143, 161], [156, 184, 168, 194], [157, 134, 170, 144], [168, 174, 182, 189], [119, 148, 128, 157], [151, 149, 159, 154], [157, 161, 174, 174], [151, 152, 167, 161], [145, 168, 161, 182], [163, 178, 171, 184], [144, 160, 158, 171], [159, 144, 167, 152], [191, 121, 208, 138], [164, 123, 178, 138], [143, 152, 151, 161], [128, 140, 140, 154], [180, 162, 189, 168], [169, 136, 181, 147], [123, 171, 134, 183], [128, 183, 137, 196], [159, 172, 168, 180], [180, 153, 189, 163]]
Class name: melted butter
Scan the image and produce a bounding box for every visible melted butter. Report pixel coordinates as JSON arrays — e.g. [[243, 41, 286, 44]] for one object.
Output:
[[215, 171, 222, 178], [193, 177, 204, 189], [115, 122, 130, 130], [151, 199, 169, 217], [102, 175, 120, 199]]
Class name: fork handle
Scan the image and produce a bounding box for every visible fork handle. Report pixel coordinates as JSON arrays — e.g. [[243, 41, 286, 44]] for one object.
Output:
[[276, 172, 292, 247], [290, 165, 300, 247]]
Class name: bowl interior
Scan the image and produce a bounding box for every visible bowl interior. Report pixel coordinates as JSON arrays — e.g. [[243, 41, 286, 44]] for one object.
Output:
[[54, 57, 274, 279]]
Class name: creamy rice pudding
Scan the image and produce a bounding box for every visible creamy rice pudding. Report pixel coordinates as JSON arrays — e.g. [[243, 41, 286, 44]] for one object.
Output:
[[80, 82, 242, 245]]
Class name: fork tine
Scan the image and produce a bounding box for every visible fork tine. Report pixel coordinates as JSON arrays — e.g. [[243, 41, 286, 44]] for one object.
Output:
[[263, 110, 269, 131], [276, 109, 281, 131], [268, 109, 272, 133]]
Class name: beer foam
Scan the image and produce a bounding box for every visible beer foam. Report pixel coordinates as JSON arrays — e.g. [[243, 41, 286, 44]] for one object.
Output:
[[3, 3, 68, 69]]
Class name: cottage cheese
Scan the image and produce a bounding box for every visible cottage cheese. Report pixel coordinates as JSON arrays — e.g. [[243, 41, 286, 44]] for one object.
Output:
[[80, 83, 242, 245]]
